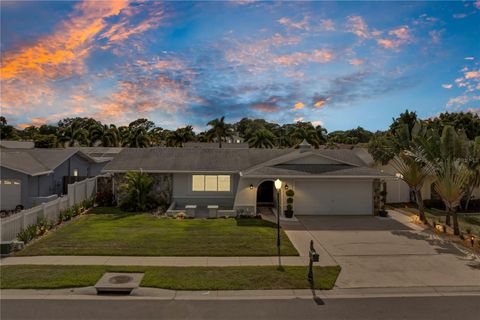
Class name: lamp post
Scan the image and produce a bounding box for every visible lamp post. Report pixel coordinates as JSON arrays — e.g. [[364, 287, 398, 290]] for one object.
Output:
[[274, 178, 282, 267]]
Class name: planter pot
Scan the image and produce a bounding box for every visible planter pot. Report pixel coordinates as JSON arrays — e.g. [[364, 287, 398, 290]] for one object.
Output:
[[284, 210, 294, 218]]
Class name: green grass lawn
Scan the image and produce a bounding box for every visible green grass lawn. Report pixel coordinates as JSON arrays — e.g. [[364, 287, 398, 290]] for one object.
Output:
[[388, 204, 480, 236], [16, 207, 299, 256], [0, 265, 341, 290]]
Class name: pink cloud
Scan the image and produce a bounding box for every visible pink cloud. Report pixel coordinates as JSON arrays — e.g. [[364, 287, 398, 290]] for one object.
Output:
[[346, 16, 370, 38], [278, 16, 309, 30], [465, 71, 480, 79], [250, 103, 279, 113], [349, 58, 365, 66], [274, 49, 334, 66], [294, 102, 305, 110], [442, 84, 453, 89]]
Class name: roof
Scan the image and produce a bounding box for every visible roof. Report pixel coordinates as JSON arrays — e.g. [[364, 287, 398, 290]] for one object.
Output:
[[243, 164, 388, 178], [103, 147, 381, 178], [103, 147, 292, 172], [183, 142, 250, 149], [0, 148, 103, 176], [0, 140, 34, 149]]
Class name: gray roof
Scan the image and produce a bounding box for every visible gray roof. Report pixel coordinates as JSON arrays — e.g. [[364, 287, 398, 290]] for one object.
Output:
[[103, 147, 375, 175], [244, 164, 388, 178], [103, 148, 292, 172], [0, 140, 34, 149], [0, 148, 100, 176], [183, 142, 250, 149]]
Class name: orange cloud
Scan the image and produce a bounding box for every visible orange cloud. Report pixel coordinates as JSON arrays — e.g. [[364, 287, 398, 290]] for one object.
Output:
[[377, 26, 412, 50], [349, 58, 365, 66], [346, 16, 370, 38], [278, 16, 309, 30], [314, 98, 329, 108], [465, 71, 480, 79], [274, 49, 333, 66], [250, 103, 279, 113], [294, 102, 305, 109]]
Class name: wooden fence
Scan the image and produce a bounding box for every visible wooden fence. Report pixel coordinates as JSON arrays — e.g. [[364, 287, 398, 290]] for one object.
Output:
[[1, 176, 100, 242]]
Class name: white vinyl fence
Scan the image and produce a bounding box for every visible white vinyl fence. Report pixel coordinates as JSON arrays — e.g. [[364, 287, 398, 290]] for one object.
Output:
[[1, 176, 100, 242]]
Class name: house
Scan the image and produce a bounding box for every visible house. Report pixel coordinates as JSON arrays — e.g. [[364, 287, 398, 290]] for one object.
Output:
[[0, 140, 35, 149], [183, 142, 250, 149], [103, 141, 389, 216], [0, 148, 109, 211]]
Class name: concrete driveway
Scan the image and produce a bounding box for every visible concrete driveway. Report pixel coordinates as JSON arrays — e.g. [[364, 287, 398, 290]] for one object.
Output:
[[284, 211, 480, 289]]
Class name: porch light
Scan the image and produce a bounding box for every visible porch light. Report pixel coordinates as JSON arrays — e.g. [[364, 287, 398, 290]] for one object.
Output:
[[249, 184, 254, 190], [274, 179, 282, 191], [284, 184, 289, 190]]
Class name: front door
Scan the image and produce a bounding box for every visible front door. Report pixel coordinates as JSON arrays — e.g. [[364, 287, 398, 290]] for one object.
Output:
[[257, 180, 274, 207]]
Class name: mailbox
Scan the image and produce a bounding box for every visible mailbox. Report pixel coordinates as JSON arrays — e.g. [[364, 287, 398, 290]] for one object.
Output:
[[310, 250, 319, 262]]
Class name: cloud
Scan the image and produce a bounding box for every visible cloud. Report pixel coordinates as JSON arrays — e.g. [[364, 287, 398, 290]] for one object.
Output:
[[349, 58, 365, 66], [273, 49, 334, 66], [294, 117, 304, 122], [465, 71, 480, 79], [319, 19, 335, 32], [313, 97, 329, 108], [442, 84, 453, 89], [250, 102, 280, 113], [475, 1, 480, 9], [465, 57, 475, 60], [453, 13, 467, 19], [377, 26, 412, 50], [278, 16, 309, 30], [429, 29, 443, 44], [312, 120, 324, 127], [294, 102, 305, 109], [346, 16, 371, 38]]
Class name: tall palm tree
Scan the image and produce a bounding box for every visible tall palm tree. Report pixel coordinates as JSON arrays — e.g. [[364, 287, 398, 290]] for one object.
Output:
[[463, 137, 480, 210], [433, 160, 469, 235], [123, 127, 150, 147], [392, 151, 434, 223], [57, 120, 89, 147], [207, 116, 233, 148], [292, 124, 320, 148], [247, 129, 276, 148], [165, 126, 194, 147], [119, 171, 154, 211]]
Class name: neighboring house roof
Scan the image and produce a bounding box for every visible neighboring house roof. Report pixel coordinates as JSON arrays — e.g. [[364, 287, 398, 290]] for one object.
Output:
[[103, 147, 385, 179], [0, 148, 104, 176], [0, 140, 35, 149], [183, 142, 250, 149]]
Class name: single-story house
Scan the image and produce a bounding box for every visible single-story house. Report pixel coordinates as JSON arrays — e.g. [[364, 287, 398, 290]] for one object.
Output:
[[0, 148, 108, 210], [103, 141, 390, 216]]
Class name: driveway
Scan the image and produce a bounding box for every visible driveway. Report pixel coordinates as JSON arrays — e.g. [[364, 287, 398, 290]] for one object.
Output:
[[284, 211, 480, 289]]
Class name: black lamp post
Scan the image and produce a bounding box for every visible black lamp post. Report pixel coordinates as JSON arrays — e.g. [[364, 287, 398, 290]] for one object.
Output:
[[274, 178, 282, 267]]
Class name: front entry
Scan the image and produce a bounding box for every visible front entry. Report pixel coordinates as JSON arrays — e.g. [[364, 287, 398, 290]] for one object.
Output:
[[257, 180, 274, 207]]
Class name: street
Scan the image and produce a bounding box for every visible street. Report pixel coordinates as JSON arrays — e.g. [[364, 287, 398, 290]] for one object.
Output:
[[1, 296, 479, 320]]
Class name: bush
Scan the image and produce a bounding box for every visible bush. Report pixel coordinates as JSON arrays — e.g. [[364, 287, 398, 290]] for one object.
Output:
[[286, 198, 293, 204], [119, 171, 155, 212], [96, 191, 114, 206], [287, 204, 293, 211], [286, 189, 295, 197], [82, 197, 94, 209], [36, 217, 49, 236], [17, 225, 37, 243]]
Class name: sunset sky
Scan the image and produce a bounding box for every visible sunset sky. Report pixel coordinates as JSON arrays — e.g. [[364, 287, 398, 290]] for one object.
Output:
[[1, 0, 479, 132]]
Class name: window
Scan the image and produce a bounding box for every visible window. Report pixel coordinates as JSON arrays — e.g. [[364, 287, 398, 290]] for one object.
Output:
[[73, 169, 79, 177], [192, 175, 231, 192], [1, 179, 20, 185]]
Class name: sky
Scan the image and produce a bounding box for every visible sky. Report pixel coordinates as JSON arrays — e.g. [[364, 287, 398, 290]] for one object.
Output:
[[1, 0, 479, 133]]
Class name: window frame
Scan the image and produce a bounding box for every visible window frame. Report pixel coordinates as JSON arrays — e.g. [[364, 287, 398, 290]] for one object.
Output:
[[191, 175, 231, 192]]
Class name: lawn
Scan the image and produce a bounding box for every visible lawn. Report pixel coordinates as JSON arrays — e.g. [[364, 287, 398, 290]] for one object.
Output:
[[0, 265, 341, 290], [16, 207, 299, 256]]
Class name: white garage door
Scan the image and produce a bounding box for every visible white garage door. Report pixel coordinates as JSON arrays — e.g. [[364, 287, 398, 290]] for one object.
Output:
[[294, 180, 373, 215], [0, 179, 22, 211]]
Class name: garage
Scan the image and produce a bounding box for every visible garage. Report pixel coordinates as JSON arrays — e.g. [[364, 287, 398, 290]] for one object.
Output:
[[294, 179, 373, 215], [0, 179, 22, 211]]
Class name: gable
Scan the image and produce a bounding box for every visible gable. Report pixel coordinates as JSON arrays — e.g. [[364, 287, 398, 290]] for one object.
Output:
[[282, 154, 344, 165]]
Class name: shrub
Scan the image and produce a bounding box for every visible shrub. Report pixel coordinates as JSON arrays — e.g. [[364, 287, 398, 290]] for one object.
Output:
[[17, 225, 37, 243], [36, 217, 49, 236], [175, 212, 187, 220], [83, 197, 94, 209], [287, 204, 293, 211], [96, 191, 114, 206], [286, 198, 293, 204], [286, 189, 295, 197], [57, 211, 65, 224], [119, 171, 155, 212]]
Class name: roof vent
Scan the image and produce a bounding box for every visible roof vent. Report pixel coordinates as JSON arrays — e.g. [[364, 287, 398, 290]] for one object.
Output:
[[298, 139, 312, 151]]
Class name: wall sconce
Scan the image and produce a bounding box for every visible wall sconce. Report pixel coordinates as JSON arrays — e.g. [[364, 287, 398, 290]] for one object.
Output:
[[249, 184, 254, 190], [284, 184, 289, 190]]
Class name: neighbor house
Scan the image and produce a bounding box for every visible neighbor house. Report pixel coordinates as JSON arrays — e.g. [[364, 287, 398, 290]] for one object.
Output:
[[103, 141, 390, 216], [0, 148, 109, 210]]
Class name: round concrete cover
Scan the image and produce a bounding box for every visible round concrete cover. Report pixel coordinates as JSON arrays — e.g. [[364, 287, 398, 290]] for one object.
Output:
[[109, 275, 133, 284]]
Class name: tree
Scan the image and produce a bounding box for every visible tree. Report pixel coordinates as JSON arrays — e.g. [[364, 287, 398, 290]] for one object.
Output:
[[463, 137, 480, 210], [128, 118, 155, 132], [57, 119, 90, 147], [0, 116, 18, 140], [207, 116, 233, 148], [247, 129, 276, 148], [119, 171, 154, 211], [165, 126, 194, 147], [33, 134, 57, 148], [291, 122, 321, 148], [123, 127, 150, 147]]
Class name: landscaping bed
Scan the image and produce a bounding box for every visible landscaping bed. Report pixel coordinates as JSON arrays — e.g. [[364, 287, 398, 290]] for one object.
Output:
[[0, 265, 341, 290], [15, 207, 299, 257]]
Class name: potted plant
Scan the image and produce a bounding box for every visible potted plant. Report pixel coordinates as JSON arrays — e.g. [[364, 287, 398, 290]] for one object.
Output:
[[284, 189, 295, 218]]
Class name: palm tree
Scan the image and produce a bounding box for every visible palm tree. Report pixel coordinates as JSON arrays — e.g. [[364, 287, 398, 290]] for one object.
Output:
[[207, 116, 232, 148], [119, 171, 154, 211], [463, 137, 480, 210], [123, 127, 150, 147], [118, 126, 130, 146], [247, 129, 276, 148], [165, 126, 194, 147], [433, 160, 469, 235], [292, 123, 320, 148], [57, 120, 89, 147], [392, 151, 434, 223]]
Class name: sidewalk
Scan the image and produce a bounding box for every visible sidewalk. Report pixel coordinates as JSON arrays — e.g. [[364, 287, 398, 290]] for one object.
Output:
[[2, 285, 480, 301], [0, 255, 321, 267]]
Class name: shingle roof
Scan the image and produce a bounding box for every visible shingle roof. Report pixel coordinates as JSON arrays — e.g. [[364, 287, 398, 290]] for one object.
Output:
[[243, 164, 388, 177], [0, 148, 99, 176], [103, 147, 293, 172], [0, 140, 34, 149], [103, 147, 374, 174]]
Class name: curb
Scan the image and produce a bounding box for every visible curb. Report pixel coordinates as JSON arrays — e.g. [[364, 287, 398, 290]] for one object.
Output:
[[2, 286, 480, 301]]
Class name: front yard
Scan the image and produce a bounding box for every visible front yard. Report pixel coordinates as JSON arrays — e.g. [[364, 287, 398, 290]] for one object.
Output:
[[16, 207, 299, 256], [0, 265, 341, 290]]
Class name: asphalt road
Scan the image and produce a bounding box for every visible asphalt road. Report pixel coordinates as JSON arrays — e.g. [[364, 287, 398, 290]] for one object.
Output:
[[1, 296, 479, 320]]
